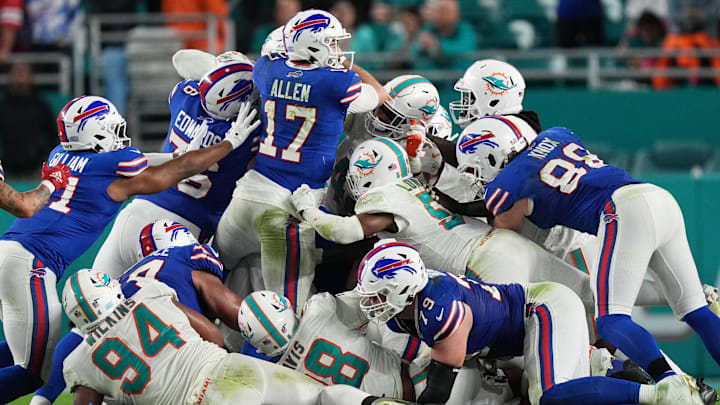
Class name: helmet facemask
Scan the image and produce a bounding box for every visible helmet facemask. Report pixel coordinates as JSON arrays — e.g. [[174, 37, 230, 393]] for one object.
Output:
[[449, 81, 479, 129], [365, 103, 412, 140]]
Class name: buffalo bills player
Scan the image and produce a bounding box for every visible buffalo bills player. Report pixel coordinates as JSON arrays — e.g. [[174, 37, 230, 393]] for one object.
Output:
[[93, 52, 262, 278], [0, 159, 71, 218], [215, 9, 386, 311], [356, 239, 706, 405], [469, 125, 720, 394], [0, 95, 259, 402]]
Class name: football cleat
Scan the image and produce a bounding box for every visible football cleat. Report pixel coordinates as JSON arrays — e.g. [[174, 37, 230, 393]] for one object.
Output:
[[696, 377, 719, 405], [655, 374, 705, 405], [703, 284, 720, 317]]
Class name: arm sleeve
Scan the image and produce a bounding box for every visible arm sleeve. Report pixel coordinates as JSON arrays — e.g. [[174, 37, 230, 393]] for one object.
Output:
[[33, 329, 84, 404], [483, 180, 518, 217], [428, 135, 458, 167], [189, 244, 225, 280], [347, 83, 379, 114], [115, 148, 149, 178], [143, 153, 175, 166], [0, 160, 4, 181], [300, 206, 365, 244], [0, 0, 22, 30]]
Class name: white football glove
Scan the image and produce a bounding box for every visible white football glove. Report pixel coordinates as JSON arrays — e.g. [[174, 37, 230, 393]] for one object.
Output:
[[223, 102, 260, 149], [291, 184, 318, 214]]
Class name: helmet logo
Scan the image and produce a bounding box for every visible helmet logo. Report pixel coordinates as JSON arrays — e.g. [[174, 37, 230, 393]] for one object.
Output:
[[216, 82, 253, 105], [287, 71, 303, 78], [459, 131, 499, 154], [165, 223, 189, 243], [91, 272, 112, 288], [353, 152, 383, 177], [270, 293, 289, 312], [372, 258, 417, 279], [288, 14, 331, 42], [419, 98, 438, 117], [482, 72, 517, 95], [74, 103, 110, 131]]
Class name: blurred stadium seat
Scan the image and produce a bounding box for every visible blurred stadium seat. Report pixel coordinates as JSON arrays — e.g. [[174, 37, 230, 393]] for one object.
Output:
[[632, 140, 719, 176]]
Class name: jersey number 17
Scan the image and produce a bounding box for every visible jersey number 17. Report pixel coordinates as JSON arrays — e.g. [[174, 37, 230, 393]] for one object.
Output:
[[258, 100, 317, 163]]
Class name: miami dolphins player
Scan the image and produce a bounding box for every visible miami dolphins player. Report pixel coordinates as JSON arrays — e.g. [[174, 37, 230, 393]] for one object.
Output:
[[470, 124, 720, 393], [30, 219, 253, 405], [237, 289, 515, 404], [93, 51, 262, 278], [291, 138, 594, 309], [356, 239, 706, 405], [0, 95, 259, 403], [214, 8, 386, 311], [61, 270, 403, 405]]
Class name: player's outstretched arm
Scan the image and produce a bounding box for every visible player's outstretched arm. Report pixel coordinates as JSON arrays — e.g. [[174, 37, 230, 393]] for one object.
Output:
[[0, 162, 70, 217], [191, 270, 244, 332], [492, 198, 532, 232], [72, 386, 103, 405], [344, 60, 387, 113], [107, 103, 260, 202], [173, 297, 225, 347]]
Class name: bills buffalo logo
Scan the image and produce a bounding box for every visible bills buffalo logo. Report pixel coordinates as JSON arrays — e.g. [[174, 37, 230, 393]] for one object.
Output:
[[482, 72, 517, 96], [287, 71, 303, 78], [371, 258, 418, 280], [217, 80, 253, 111], [602, 213, 619, 224], [74, 101, 110, 131], [419, 98, 439, 118], [459, 131, 499, 154], [353, 151, 383, 177], [166, 223, 191, 243], [287, 14, 331, 42]]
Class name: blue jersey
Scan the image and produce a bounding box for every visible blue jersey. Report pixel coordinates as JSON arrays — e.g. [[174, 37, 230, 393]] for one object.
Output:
[[118, 243, 223, 313], [388, 271, 526, 359], [1, 145, 148, 276], [483, 127, 639, 234], [137, 80, 259, 237], [252, 54, 362, 190]]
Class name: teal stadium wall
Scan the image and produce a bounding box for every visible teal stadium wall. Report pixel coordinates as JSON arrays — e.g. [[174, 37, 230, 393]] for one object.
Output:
[[1, 88, 719, 376]]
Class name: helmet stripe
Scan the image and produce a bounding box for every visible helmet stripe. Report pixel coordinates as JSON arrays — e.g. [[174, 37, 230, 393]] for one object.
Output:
[[388, 76, 432, 99], [72, 105, 109, 123], [374, 138, 408, 177], [70, 274, 98, 323], [246, 295, 288, 347], [358, 241, 418, 281], [483, 116, 522, 141]]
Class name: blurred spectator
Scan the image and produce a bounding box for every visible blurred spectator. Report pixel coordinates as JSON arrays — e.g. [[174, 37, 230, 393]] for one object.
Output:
[[330, 1, 356, 50], [390, 7, 421, 68], [411, 0, 477, 70], [0, 62, 56, 174], [625, 0, 668, 30], [620, 11, 666, 84], [250, 0, 300, 55], [352, 1, 403, 68], [555, 0, 605, 47], [163, 0, 228, 53], [22, 0, 81, 55], [654, 0, 720, 88], [85, 0, 138, 115], [0, 0, 21, 61]]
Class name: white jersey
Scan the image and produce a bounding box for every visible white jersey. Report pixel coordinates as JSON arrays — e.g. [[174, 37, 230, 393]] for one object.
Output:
[[278, 293, 404, 397], [63, 282, 226, 405], [355, 178, 492, 274]]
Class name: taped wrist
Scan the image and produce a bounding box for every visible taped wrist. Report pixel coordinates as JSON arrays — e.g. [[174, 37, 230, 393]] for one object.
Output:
[[301, 207, 365, 244], [40, 180, 55, 193], [417, 360, 459, 404]]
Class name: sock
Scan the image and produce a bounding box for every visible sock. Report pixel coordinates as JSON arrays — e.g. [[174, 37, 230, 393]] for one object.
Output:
[[683, 306, 720, 366], [539, 376, 640, 405], [0, 341, 13, 367], [638, 384, 657, 404], [0, 365, 42, 403], [596, 314, 669, 378]]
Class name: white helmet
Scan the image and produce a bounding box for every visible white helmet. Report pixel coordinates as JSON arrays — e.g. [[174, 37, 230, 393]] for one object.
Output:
[[261, 26, 287, 57], [456, 116, 528, 195], [62, 269, 124, 334], [57, 96, 129, 153], [237, 290, 297, 357], [365, 75, 440, 140], [426, 105, 454, 141], [449, 59, 526, 129], [198, 55, 258, 121], [138, 219, 198, 259], [345, 138, 411, 200], [283, 9, 353, 69], [356, 239, 428, 323]]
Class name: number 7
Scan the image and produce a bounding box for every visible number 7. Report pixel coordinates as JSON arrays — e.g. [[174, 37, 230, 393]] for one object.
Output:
[[259, 100, 317, 163]]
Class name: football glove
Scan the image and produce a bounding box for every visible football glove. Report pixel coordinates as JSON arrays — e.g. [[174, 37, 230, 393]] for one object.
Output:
[[41, 162, 71, 193], [224, 102, 260, 149], [291, 184, 318, 214]]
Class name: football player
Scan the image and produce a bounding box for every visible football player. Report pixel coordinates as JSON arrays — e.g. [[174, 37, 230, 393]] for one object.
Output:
[[0, 95, 259, 402], [0, 159, 70, 218], [93, 52, 262, 278], [356, 239, 706, 405], [237, 290, 515, 404], [291, 137, 593, 309], [469, 124, 720, 387], [214, 9, 386, 310], [61, 269, 400, 405]]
